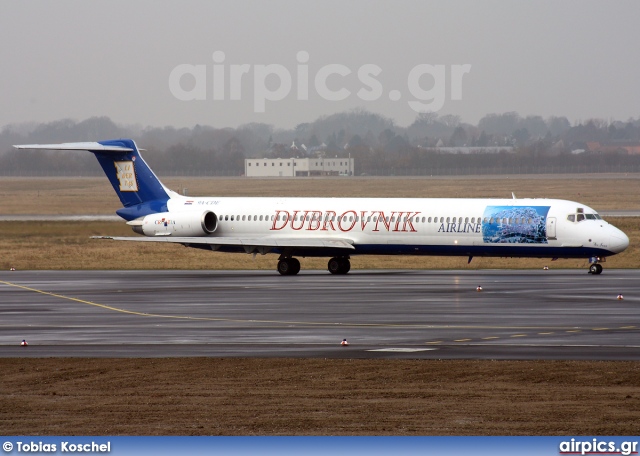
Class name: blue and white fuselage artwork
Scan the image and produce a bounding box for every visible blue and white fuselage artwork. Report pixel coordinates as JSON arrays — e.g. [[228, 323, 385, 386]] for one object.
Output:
[[14, 139, 629, 275]]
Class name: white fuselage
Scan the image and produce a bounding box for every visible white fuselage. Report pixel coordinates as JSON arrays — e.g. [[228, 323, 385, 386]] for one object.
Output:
[[150, 195, 628, 259]]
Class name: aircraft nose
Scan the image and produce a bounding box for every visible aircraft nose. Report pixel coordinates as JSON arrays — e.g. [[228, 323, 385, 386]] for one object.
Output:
[[609, 230, 629, 254]]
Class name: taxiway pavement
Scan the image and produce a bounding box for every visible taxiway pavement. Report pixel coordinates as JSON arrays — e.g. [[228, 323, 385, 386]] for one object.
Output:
[[1, 269, 638, 359]]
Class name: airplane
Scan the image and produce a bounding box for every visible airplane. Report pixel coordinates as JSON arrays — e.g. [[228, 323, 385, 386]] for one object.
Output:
[[15, 139, 629, 276]]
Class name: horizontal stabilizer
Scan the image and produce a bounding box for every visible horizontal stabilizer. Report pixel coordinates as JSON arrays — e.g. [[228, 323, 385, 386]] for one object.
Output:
[[14, 142, 133, 152]]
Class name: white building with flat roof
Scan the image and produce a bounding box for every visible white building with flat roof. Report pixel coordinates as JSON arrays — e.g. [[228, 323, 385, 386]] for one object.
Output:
[[245, 157, 354, 177]]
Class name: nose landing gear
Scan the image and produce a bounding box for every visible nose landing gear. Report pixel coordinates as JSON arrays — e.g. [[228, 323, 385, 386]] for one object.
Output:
[[588, 256, 604, 275], [589, 263, 603, 275]]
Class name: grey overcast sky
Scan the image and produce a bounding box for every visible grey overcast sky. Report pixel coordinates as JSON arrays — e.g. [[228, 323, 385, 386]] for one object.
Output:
[[1, 0, 639, 129]]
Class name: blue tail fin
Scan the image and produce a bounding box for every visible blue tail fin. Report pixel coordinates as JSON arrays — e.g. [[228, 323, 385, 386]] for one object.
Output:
[[14, 139, 171, 221], [93, 139, 170, 220]]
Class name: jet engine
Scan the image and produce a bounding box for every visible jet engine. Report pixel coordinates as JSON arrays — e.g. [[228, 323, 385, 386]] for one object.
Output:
[[128, 211, 217, 236]]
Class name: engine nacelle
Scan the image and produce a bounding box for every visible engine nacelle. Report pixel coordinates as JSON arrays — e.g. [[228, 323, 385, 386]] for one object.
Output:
[[128, 211, 217, 237]]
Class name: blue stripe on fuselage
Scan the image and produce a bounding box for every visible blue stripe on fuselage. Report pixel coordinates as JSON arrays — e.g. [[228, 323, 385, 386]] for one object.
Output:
[[351, 244, 613, 258], [181, 243, 615, 259]]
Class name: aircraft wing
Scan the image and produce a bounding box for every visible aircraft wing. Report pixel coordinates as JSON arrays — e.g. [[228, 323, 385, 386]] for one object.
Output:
[[92, 236, 355, 252]]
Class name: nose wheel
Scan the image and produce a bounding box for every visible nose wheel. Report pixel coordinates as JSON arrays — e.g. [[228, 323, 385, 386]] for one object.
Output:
[[589, 263, 603, 275]]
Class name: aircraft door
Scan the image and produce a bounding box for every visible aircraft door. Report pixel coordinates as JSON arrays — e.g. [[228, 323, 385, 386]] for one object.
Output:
[[546, 217, 557, 240]]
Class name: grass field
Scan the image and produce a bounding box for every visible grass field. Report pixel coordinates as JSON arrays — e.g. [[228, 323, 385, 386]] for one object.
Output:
[[2, 359, 639, 435], [2, 174, 640, 214], [0, 176, 638, 270]]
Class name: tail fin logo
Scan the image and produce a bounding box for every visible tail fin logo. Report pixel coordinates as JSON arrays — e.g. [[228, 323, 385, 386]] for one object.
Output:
[[114, 161, 139, 192]]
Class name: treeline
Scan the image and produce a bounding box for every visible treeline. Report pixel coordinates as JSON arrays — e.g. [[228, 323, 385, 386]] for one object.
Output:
[[2, 111, 640, 176], [348, 148, 640, 176]]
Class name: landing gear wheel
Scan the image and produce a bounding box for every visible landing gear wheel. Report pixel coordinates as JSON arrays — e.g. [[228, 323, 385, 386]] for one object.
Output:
[[328, 257, 350, 275], [290, 258, 301, 275], [328, 258, 341, 274], [277, 259, 290, 275], [589, 263, 603, 275], [277, 258, 301, 276]]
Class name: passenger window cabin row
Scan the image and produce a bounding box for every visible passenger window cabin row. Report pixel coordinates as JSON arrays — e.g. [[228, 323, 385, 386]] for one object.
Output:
[[216, 214, 537, 225]]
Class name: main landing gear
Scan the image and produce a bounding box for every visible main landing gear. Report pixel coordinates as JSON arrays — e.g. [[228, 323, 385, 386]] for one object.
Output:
[[328, 257, 350, 275], [276, 256, 351, 276], [277, 257, 300, 276]]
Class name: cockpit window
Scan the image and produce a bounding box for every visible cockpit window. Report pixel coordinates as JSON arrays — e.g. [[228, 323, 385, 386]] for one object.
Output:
[[568, 211, 602, 223]]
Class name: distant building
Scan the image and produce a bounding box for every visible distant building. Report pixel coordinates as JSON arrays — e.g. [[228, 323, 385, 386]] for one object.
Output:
[[586, 142, 640, 154], [245, 157, 355, 177]]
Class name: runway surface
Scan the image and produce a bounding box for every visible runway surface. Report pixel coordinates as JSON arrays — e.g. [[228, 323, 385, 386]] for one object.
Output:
[[1, 269, 639, 359]]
